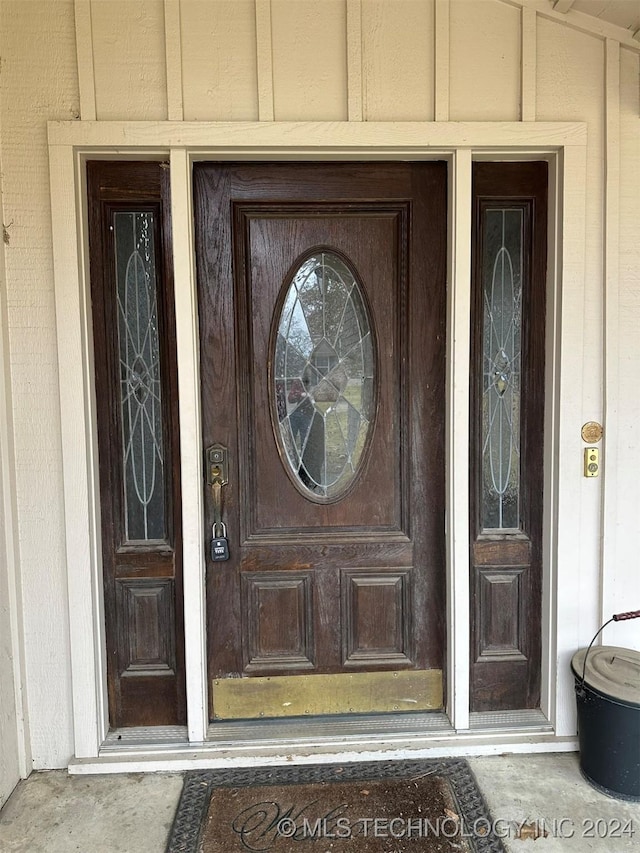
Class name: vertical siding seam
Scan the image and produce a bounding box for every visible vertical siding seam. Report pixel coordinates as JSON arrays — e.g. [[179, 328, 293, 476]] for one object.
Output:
[[74, 0, 97, 121], [434, 0, 450, 122], [255, 0, 275, 122], [164, 0, 184, 121], [521, 6, 537, 121], [347, 0, 363, 121], [601, 39, 620, 630]]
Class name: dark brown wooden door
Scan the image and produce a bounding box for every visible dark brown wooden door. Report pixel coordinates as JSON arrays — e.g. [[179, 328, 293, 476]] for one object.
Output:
[[469, 162, 548, 711], [87, 161, 185, 728], [194, 163, 447, 721]]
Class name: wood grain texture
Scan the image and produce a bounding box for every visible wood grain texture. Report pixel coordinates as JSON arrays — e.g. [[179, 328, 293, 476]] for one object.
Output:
[[86, 161, 185, 728], [242, 573, 314, 671], [194, 162, 447, 720], [470, 161, 548, 711], [342, 569, 413, 665]]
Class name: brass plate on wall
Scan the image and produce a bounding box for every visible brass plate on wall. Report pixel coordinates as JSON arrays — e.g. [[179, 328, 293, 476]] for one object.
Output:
[[581, 421, 603, 443], [212, 669, 443, 720]]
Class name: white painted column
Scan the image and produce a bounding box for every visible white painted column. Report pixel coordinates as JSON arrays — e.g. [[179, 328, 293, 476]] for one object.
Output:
[[170, 149, 208, 743], [446, 149, 472, 731]]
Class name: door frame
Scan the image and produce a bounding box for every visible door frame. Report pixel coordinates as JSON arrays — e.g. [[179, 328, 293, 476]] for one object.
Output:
[[48, 120, 587, 768]]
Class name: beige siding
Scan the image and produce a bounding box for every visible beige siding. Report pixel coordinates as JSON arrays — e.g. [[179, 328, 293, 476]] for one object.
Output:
[[91, 0, 168, 120], [362, 0, 435, 121], [0, 0, 79, 768], [271, 0, 348, 121], [0, 258, 20, 805], [613, 46, 640, 647], [181, 0, 259, 121], [537, 20, 605, 638], [449, 0, 521, 121], [537, 21, 605, 411]]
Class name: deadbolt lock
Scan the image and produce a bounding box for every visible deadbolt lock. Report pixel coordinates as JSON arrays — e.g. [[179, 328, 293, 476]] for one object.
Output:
[[584, 447, 599, 478], [206, 444, 229, 486]]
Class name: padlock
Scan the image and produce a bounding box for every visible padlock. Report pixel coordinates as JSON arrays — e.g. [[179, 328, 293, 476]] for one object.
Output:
[[211, 522, 230, 561]]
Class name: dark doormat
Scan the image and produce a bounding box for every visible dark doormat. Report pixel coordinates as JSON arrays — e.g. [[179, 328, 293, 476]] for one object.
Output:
[[166, 759, 506, 853]]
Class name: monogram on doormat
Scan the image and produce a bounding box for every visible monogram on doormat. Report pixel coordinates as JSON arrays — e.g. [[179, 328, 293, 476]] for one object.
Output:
[[166, 759, 506, 853]]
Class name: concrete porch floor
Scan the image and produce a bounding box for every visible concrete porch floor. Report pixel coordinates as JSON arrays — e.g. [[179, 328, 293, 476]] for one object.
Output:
[[0, 753, 639, 852]]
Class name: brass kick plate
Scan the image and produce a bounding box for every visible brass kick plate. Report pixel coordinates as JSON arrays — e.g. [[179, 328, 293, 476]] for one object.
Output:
[[212, 669, 443, 720]]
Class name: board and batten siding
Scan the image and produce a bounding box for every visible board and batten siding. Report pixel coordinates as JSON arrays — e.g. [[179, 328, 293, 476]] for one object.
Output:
[[0, 0, 638, 769]]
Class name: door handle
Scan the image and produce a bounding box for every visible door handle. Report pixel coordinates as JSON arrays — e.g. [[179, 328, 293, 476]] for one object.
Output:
[[206, 444, 230, 561]]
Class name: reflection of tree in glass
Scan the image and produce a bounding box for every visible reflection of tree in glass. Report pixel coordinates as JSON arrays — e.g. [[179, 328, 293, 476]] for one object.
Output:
[[274, 252, 375, 498]]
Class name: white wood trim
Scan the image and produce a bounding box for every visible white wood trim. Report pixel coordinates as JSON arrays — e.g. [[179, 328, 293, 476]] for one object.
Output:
[[447, 149, 471, 730], [49, 145, 106, 757], [47, 120, 587, 760], [434, 0, 450, 122], [540, 153, 560, 723], [521, 6, 537, 122], [74, 0, 97, 121], [346, 0, 363, 122], [601, 40, 620, 636], [500, 0, 640, 52], [164, 0, 184, 121], [255, 0, 275, 122], [170, 150, 208, 743], [68, 734, 579, 775], [47, 120, 587, 149]]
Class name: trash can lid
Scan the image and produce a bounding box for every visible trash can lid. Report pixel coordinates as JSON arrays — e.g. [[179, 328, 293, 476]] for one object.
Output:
[[572, 646, 640, 706]]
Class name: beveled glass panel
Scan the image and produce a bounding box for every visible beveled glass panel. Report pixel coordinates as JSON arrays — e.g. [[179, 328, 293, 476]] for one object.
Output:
[[481, 209, 523, 531], [273, 251, 375, 500], [114, 211, 166, 542]]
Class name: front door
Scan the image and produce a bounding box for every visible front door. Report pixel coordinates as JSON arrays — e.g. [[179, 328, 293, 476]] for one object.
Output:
[[193, 162, 447, 722]]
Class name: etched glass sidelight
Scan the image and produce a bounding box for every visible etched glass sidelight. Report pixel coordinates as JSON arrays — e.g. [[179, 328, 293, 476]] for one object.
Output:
[[273, 251, 375, 500], [481, 209, 523, 531], [114, 211, 166, 541]]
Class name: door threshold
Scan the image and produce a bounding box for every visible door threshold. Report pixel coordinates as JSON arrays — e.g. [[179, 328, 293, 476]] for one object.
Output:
[[68, 710, 569, 775]]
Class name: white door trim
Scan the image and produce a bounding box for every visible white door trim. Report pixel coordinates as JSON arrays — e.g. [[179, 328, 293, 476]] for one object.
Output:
[[48, 120, 587, 763]]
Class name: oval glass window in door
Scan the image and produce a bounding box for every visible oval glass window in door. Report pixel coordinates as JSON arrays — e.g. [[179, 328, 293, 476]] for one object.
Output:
[[273, 250, 376, 500]]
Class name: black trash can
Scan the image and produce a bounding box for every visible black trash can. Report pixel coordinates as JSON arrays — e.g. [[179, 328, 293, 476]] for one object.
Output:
[[572, 636, 640, 802]]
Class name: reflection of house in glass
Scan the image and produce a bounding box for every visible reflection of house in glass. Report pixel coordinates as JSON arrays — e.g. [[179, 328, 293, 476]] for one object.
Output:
[[273, 251, 375, 499]]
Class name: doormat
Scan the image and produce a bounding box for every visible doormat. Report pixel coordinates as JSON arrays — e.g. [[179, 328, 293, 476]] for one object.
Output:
[[166, 759, 506, 853]]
